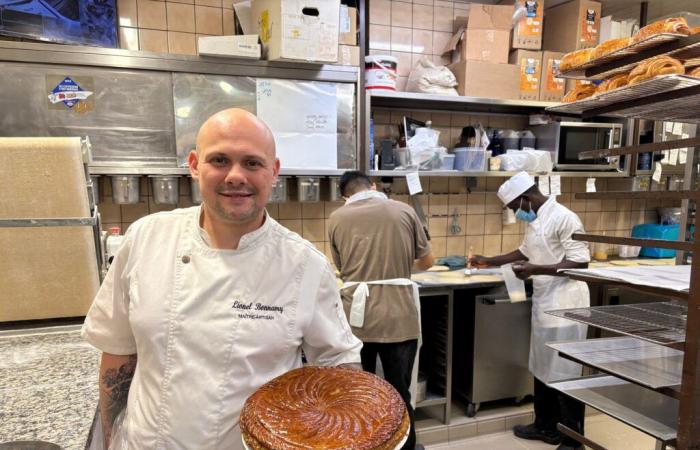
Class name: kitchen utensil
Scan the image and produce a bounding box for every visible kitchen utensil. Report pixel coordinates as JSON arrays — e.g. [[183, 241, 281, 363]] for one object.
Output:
[[110, 175, 141, 204], [150, 175, 180, 205], [190, 177, 202, 204], [450, 210, 462, 235], [269, 177, 288, 203]]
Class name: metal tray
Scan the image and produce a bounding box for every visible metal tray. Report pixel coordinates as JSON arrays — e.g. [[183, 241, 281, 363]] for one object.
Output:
[[559, 33, 691, 79], [548, 337, 683, 390], [546, 301, 687, 346], [546, 74, 700, 115], [549, 375, 678, 443]]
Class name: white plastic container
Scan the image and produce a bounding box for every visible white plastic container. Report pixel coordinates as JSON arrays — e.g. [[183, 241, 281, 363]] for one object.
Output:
[[105, 226, 125, 266], [365, 55, 398, 91]]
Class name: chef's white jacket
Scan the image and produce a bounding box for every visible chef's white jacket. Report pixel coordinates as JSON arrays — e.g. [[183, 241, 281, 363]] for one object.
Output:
[[518, 196, 590, 383], [82, 206, 362, 449]]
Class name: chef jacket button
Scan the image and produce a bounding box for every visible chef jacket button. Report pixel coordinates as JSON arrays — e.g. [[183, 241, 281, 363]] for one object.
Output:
[[182, 255, 191, 264]]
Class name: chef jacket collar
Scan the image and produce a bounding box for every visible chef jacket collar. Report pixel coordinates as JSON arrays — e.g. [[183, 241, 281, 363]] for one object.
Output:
[[345, 189, 388, 205], [194, 205, 272, 252]]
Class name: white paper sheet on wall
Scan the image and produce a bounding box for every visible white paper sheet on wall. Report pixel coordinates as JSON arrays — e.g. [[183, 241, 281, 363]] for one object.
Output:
[[256, 79, 338, 169], [586, 177, 596, 193], [538, 175, 550, 195], [406, 172, 422, 195], [550, 175, 561, 196]]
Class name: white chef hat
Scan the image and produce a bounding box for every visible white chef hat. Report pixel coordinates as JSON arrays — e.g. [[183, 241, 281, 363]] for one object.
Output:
[[497, 171, 535, 205]]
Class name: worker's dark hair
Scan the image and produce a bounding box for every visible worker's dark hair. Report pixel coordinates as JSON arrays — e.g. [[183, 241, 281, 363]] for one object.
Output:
[[339, 170, 372, 197]]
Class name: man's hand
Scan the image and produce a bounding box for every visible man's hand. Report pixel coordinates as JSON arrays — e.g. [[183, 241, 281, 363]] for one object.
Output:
[[469, 254, 491, 268], [512, 261, 537, 280]]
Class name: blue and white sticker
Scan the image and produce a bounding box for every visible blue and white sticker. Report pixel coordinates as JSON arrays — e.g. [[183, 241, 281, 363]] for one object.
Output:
[[48, 77, 93, 108]]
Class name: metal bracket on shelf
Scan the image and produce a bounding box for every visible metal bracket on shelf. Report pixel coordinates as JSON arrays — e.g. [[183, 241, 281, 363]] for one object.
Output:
[[557, 423, 608, 450]]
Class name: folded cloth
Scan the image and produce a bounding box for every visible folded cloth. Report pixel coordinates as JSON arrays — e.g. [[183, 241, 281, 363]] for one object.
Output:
[[435, 255, 467, 270]]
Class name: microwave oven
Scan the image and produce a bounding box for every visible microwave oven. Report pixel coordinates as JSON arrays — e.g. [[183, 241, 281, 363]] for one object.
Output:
[[531, 122, 623, 171]]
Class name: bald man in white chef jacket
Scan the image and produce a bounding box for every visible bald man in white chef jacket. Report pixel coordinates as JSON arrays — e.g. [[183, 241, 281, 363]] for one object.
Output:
[[82, 108, 362, 450], [470, 172, 589, 450]]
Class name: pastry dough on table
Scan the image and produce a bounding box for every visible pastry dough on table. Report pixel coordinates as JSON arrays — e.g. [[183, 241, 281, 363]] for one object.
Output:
[[609, 260, 639, 266], [637, 258, 676, 266], [627, 56, 685, 85], [632, 17, 691, 43], [560, 48, 595, 72], [426, 265, 450, 272], [563, 84, 596, 103], [595, 73, 630, 94], [592, 37, 631, 59]]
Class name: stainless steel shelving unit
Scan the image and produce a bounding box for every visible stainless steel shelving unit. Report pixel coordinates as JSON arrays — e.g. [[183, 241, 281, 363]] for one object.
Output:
[[543, 31, 700, 450], [0, 40, 361, 178]]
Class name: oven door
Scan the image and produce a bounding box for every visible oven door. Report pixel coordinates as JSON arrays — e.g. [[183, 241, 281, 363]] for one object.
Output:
[[556, 122, 622, 171]]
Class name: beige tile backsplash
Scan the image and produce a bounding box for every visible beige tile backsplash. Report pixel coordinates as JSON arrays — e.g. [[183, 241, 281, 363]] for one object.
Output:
[[116, 0, 235, 55], [97, 167, 660, 266]]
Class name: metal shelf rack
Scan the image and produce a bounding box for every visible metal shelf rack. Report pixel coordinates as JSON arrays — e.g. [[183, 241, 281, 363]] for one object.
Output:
[[544, 30, 700, 449]]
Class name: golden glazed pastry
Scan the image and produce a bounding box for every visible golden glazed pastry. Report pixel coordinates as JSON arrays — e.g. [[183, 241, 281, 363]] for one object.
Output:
[[689, 66, 700, 78], [560, 48, 595, 72], [632, 17, 691, 43], [241, 366, 409, 450], [592, 37, 631, 59], [595, 73, 630, 94], [563, 84, 596, 103], [692, 26, 700, 35], [627, 56, 685, 85]]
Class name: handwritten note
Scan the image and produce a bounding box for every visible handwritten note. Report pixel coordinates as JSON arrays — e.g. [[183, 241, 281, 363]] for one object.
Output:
[[406, 172, 423, 195]]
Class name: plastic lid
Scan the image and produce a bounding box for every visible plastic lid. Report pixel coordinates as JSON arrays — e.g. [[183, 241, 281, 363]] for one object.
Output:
[[109, 226, 121, 234]]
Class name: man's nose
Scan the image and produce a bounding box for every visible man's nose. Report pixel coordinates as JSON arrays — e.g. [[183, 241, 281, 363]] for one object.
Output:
[[224, 163, 246, 184]]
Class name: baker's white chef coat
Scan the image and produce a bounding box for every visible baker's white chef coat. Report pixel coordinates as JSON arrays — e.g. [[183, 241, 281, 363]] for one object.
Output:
[[518, 196, 590, 383], [82, 206, 362, 450]]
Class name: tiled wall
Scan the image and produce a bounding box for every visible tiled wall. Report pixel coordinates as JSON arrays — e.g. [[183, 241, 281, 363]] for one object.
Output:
[[116, 0, 235, 54], [369, 0, 468, 91], [97, 170, 662, 264]]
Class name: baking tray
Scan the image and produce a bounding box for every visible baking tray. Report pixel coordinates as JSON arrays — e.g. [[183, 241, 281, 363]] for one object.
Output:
[[548, 337, 683, 390], [549, 375, 678, 443], [559, 33, 693, 79], [546, 301, 687, 346], [546, 74, 700, 115]]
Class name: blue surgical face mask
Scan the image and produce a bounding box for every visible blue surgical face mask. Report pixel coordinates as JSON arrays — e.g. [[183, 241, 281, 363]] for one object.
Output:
[[515, 198, 537, 223]]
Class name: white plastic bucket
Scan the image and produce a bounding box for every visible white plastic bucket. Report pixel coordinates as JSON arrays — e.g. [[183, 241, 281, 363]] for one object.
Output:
[[365, 55, 398, 91]]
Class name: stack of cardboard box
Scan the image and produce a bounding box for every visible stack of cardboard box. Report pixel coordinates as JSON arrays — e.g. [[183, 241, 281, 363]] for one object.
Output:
[[446, 4, 520, 99], [509, 0, 545, 101], [337, 4, 359, 66], [542, 0, 602, 99]]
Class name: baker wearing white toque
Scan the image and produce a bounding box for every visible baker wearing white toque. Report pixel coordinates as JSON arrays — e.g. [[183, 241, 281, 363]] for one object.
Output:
[[470, 171, 590, 450]]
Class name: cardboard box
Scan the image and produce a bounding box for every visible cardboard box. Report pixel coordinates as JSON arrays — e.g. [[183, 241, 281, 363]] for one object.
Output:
[[444, 16, 511, 64], [197, 35, 261, 59], [467, 4, 515, 30], [565, 78, 593, 95], [448, 60, 520, 99], [512, 0, 543, 50], [251, 0, 340, 63], [509, 49, 542, 100], [539, 51, 565, 101], [543, 0, 602, 52], [339, 5, 357, 45], [336, 45, 360, 66]]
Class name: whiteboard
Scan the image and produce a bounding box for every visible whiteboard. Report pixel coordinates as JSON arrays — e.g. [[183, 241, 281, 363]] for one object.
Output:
[[256, 79, 338, 169]]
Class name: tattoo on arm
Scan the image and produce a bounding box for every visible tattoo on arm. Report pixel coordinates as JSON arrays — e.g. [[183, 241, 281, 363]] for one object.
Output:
[[100, 354, 137, 446]]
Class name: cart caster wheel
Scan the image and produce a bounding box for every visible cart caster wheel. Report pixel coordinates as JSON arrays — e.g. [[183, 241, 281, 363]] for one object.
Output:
[[466, 403, 479, 417]]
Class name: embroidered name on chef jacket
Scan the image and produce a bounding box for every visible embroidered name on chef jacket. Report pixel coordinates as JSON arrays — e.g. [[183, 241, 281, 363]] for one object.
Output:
[[232, 300, 284, 320]]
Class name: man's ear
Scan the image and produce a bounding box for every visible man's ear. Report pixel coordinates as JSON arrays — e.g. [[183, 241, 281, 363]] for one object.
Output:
[[370, 182, 377, 191]]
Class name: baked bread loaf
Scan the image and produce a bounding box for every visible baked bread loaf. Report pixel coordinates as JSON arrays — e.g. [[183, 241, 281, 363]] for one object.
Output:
[[633, 17, 691, 43], [595, 73, 630, 94], [592, 38, 631, 59], [241, 366, 409, 450], [692, 26, 700, 35], [563, 83, 596, 103], [689, 66, 700, 78], [560, 48, 594, 72], [627, 56, 685, 85]]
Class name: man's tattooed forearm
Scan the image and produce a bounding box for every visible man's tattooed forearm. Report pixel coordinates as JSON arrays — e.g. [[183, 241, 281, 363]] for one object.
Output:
[[102, 355, 137, 425]]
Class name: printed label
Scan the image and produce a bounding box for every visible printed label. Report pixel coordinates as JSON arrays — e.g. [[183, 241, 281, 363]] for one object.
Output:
[[46, 76, 94, 113]]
